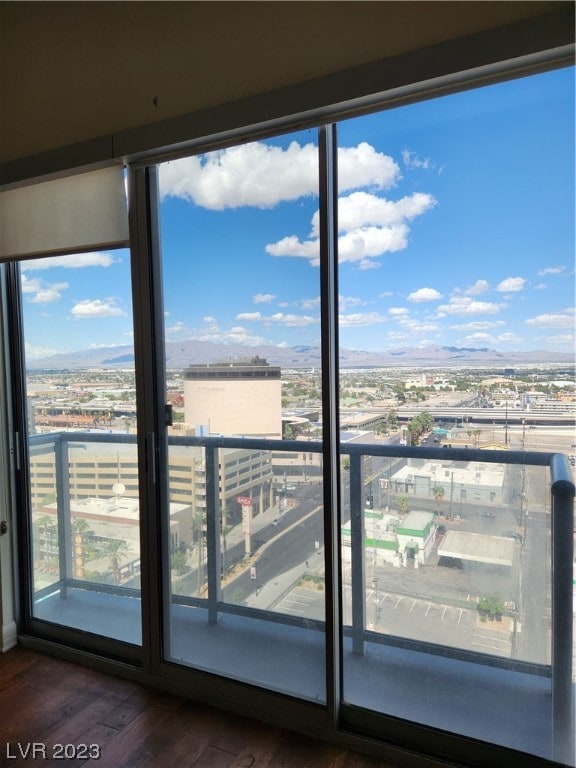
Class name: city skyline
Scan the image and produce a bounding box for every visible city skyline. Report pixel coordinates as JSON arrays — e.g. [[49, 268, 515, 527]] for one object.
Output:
[[19, 67, 574, 362]]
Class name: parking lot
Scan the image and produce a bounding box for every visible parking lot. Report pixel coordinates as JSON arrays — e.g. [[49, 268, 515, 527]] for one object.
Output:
[[274, 584, 514, 659]]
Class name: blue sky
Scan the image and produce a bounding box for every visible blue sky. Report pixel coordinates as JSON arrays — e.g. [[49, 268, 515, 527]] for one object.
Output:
[[21, 67, 574, 360]]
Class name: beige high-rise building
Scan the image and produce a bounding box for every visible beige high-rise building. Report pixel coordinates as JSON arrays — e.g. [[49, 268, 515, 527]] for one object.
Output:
[[183, 356, 282, 439]]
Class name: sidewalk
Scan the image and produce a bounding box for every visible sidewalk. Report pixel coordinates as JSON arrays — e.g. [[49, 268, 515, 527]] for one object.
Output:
[[224, 496, 325, 610], [244, 561, 309, 610]]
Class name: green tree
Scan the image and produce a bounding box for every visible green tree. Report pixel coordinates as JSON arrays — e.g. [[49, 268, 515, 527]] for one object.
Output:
[[171, 550, 188, 575], [432, 485, 445, 511], [387, 409, 398, 428], [477, 594, 505, 621], [397, 495, 409, 516]]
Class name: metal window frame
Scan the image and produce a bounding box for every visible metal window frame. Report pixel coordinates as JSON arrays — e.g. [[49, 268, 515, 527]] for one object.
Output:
[[2, 26, 574, 768]]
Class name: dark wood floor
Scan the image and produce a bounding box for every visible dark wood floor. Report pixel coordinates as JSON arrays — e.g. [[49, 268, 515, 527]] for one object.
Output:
[[0, 646, 393, 767]]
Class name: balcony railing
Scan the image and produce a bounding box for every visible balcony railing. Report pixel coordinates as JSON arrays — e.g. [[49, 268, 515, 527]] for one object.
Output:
[[27, 431, 575, 764]]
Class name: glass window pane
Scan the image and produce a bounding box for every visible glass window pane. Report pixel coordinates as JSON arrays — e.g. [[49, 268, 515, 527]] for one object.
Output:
[[158, 130, 326, 701], [20, 250, 142, 645], [337, 68, 574, 762]]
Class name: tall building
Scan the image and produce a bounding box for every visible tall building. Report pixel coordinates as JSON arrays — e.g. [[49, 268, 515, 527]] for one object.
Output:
[[183, 356, 282, 439]]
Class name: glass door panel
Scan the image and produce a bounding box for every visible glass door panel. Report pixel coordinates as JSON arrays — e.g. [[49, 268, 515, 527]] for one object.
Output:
[[337, 68, 574, 762], [157, 131, 326, 701], [19, 250, 142, 645]]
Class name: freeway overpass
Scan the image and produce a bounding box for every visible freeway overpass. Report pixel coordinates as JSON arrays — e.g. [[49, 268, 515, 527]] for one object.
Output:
[[393, 406, 575, 427]]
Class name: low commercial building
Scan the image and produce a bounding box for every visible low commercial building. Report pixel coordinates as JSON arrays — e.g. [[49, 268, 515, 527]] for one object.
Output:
[[341, 510, 437, 569], [389, 460, 506, 509], [396, 511, 437, 567]]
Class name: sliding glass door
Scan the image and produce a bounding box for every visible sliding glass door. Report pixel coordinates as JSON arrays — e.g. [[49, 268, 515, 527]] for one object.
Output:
[[156, 131, 327, 700], [336, 68, 574, 761], [16, 249, 143, 646], [6, 64, 573, 768]]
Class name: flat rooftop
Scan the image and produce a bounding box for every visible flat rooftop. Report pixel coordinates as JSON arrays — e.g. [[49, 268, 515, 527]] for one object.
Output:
[[438, 530, 515, 567]]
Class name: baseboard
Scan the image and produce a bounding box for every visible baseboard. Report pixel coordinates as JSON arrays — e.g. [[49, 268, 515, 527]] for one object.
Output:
[[1, 620, 17, 652]]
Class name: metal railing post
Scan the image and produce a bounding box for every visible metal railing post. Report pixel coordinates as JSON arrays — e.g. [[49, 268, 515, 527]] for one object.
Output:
[[55, 435, 73, 598], [205, 442, 222, 625], [349, 451, 365, 655], [550, 453, 575, 765]]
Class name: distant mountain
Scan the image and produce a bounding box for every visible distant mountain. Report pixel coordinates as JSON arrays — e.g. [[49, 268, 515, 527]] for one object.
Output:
[[26, 340, 573, 370]]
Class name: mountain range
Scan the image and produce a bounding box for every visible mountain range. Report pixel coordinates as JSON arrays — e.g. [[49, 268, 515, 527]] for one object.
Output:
[[27, 340, 574, 370]]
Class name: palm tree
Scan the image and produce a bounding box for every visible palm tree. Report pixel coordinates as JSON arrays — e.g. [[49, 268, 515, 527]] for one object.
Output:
[[36, 513, 56, 564], [103, 539, 130, 583], [432, 485, 445, 512]]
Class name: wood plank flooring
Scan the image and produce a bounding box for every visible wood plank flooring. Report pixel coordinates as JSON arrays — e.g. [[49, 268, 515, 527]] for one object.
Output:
[[0, 647, 393, 767]]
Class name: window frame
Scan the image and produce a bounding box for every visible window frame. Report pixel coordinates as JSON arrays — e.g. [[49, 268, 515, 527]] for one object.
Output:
[[1, 35, 573, 768]]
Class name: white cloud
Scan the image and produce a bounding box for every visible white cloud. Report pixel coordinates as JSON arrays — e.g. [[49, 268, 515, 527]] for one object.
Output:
[[21, 275, 42, 293], [339, 312, 387, 327], [267, 224, 410, 268], [253, 293, 275, 304], [436, 297, 503, 316], [236, 312, 262, 321], [159, 140, 435, 271], [194, 322, 268, 346], [268, 190, 435, 269], [338, 143, 401, 192], [267, 313, 317, 327], [159, 143, 317, 209], [21, 252, 118, 270], [526, 309, 575, 328], [159, 141, 400, 210], [30, 283, 69, 304], [407, 287, 442, 302], [461, 279, 489, 296], [495, 332, 522, 344], [496, 276, 525, 293], [166, 322, 186, 333], [71, 299, 126, 318], [397, 317, 439, 334], [339, 295, 367, 310], [300, 297, 321, 310], [402, 149, 432, 170], [450, 321, 505, 331], [537, 265, 566, 276], [266, 235, 319, 262], [460, 330, 519, 345], [237, 310, 317, 327], [22, 274, 69, 303], [389, 307, 409, 316], [541, 333, 575, 346], [463, 332, 492, 343], [310, 191, 436, 238], [377, 291, 393, 298]]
